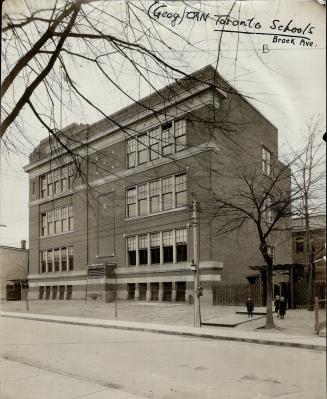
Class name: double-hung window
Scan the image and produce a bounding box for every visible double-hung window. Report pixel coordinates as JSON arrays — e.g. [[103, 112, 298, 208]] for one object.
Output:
[[54, 248, 60, 271], [149, 180, 160, 213], [162, 122, 173, 156], [139, 235, 148, 265], [68, 205, 74, 230], [138, 134, 148, 164], [176, 228, 187, 262], [53, 170, 60, 194], [68, 246, 74, 270], [163, 231, 173, 263], [149, 128, 160, 160], [127, 187, 136, 217], [41, 251, 47, 273], [150, 233, 160, 264], [47, 173, 53, 197], [138, 184, 148, 216], [47, 249, 53, 272], [127, 139, 136, 169], [62, 206, 68, 232], [127, 237, 136, 266], [54, 208, 61, 233], [47, 210, 54, 235], [61, 247, 67, 271], [61, 167, 68, 191], [175, 174, 187, 206], [41, 213, 47, 236], [162, 177, 173, 210], [68, 164, 74, 189], [40, 176, 46, 198], [175, 120, 186, 152], [262, 147, 273, 177]]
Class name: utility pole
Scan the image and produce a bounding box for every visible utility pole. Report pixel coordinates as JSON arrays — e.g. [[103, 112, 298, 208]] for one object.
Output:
[[192, 201, 201, 327]]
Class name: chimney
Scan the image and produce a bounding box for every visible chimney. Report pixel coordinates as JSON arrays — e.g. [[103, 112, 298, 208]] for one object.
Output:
[[21, 240, 26, 250]]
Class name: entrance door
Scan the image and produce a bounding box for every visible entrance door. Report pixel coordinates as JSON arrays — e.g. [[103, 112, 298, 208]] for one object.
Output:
[[139, 283, 147, 301], [151, 283, 159, 301], [176, 282, 186, 302], [163, 282, 172, 301]]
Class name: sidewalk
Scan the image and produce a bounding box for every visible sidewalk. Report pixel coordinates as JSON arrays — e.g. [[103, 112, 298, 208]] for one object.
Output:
[[0, 357, 145, 399], [1, 311, 325, 351]]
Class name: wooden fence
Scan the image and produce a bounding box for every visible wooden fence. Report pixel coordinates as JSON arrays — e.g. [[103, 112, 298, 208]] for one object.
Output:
[[293, 281, 326, 309], [212, 283, 262, 306]]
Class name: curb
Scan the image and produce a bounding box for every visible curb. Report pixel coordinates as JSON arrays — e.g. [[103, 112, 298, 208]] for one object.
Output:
[[1, 312, 325, 352]]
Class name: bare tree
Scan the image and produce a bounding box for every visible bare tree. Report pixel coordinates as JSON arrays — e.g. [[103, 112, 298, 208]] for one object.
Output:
[[1, 0, 243, 193], [209, 153, 296, 329], [288, 118, 325, 311]]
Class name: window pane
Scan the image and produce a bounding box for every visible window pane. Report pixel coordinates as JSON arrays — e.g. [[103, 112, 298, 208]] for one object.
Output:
[[175, 135, 186, 152], [139, 235, 148, 249], [162, 126, 173, 156], [127, 139, 136, 153], [149, 129, 160, 160], [139, 249, 148, 265], [127, 236, 136, 251], [61, 247, 67, 271], [127, 188, 136, 217], [150, 247, 160, 264], [150, 233, 160, 247], [150, 143, 159, 160], [128, 153, 136, 168], [138, 149, 148, 164], [138, 135, 148, 164], [175, 120, 186, 136], [138, 184, 147, 199], [128, 251, 136, 266], [128, 204, 136, 217], [176, 228, 187, 243], [162, 177, 173, 194], [176, 191, 187, 206], [138, 198, 147, 216], [163, 246, 173, 263], [149, 128, 160, 144], [162, 193, 172, 210], [163, 230, 173, 246], [150, 196, 159, 213], [127, 188, 136, 203], [176, 244, 187, 262], [150, 180, 160, 196]]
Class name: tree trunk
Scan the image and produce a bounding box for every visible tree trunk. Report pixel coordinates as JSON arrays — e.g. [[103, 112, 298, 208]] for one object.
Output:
[[265, 264, 276, 329]]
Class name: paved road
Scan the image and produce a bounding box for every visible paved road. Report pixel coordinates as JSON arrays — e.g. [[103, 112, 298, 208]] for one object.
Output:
[[0, 317, 325, 399]]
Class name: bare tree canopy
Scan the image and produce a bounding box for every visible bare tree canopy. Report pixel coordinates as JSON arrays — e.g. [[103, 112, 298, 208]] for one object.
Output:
[[1, 0, 211, 151]]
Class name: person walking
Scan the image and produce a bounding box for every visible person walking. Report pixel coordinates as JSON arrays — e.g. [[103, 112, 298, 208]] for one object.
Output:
[[279, 296, 287, 319], [274, 295, 280, 318], [246, 297, 254, 317]]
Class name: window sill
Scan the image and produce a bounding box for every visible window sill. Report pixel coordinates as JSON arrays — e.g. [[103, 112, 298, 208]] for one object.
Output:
[[125, 205, 188, 221], [39, 230, 73, 239]]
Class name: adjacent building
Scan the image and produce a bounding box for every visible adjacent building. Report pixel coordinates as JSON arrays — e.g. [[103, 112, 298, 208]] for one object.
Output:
[[0, 241, 29, 301], [24, 65, 292, 303], [292, 214, 326, 281]]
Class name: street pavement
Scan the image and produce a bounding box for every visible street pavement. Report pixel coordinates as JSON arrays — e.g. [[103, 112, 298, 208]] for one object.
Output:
[[0, 316, 325, 399], [1, 311, 325, 350]]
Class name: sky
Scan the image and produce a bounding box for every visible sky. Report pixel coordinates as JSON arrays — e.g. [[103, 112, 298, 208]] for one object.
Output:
[[0, 0, 326, 248]]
